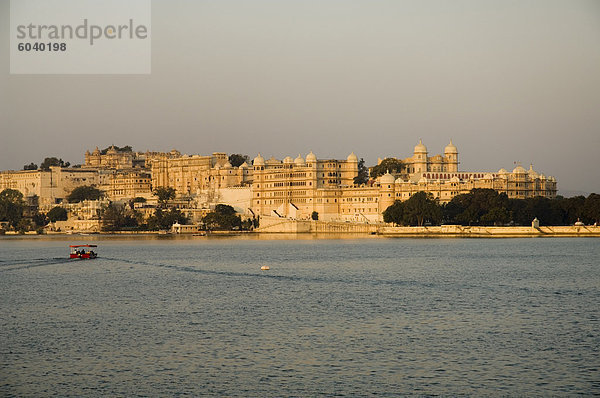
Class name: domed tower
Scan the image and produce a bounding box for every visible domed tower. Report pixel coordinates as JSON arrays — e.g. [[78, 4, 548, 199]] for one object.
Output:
[[306, 151, 317, 167], [413, 139, 428, 174], [294, 154, 305, 167], [283, 156, 294, 166], [343, 152, 359, 186], [379, 172, 396, 212], [90, 147, 101, 167], [444, 140, 459, 173]]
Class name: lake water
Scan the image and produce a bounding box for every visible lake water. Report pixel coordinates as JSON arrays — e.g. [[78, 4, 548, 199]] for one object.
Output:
[[1, 236, 599, 396]]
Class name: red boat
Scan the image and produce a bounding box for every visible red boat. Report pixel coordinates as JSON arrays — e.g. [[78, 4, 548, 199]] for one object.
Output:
[[69, 245, 98, 259]]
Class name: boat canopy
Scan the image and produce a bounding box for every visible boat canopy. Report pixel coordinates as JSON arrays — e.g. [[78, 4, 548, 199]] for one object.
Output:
[[69, 245, 97, 248]]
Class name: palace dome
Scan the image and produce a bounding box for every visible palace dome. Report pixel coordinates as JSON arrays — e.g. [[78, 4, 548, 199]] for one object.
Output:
[[294, 154, 305, 166], [513, 165, 527, 174], [306, 151, 317, 162], [528, 165, 539, 178], [380, 172, 395, 184], [498, 168, 508, 174], [283, 156, 293, 164], [444, 140, 457, 154], [414, 139, 427, 153], [253, 154, 265, 166], [347, 152, 358, 162]]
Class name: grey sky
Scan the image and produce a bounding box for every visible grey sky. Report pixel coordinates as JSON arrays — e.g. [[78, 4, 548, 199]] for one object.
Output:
[[1, 0, 599, 193]]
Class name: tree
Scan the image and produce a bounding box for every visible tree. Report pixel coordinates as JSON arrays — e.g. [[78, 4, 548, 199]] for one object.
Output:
[[311, 211, 319, 221], [401, 191, 442, 226], [32, 212, 48, 227], [555, 196, 584, 225], [584, 193, 600, 224], [47, 206, 68, 222], [23, 162, 38, 170], [370, 158, 403, 179], [0, 189, 26, 228], [146, 208, 187, 231], [353, 158, 369, 185], [228, 154, 250, 168], [202, 204, 241, 230], [444, 189, 510, 226], [382, 200, 405, 225], [101, 203, 139, 231], [40, 157, 70, 171], [100, 145, 132, 155], [153, 187, 176, 207], [67, 186, 103, 203]]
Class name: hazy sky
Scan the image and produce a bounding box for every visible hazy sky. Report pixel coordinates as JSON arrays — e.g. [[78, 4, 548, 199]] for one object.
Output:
[[1, 0, 599, 193]]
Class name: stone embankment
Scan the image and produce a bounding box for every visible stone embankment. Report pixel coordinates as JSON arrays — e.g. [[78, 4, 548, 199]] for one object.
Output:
[[256, 216, 600, 237]]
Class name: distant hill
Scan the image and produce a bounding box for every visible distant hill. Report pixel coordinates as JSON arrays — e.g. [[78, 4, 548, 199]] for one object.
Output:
[[558, 190, 591, 198]]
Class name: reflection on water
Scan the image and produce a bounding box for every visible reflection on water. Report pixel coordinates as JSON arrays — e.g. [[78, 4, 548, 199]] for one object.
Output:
[[1, 237, 599, 396]]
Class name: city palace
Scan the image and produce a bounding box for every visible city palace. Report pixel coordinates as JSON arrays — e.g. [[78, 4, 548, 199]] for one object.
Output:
[[0, 140, 557, 224]]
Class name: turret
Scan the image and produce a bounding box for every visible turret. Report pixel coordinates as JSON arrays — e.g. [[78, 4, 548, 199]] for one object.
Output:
[[413, 139, 428, 174], [444, 139, 458, 172], [379, 172, 396, 211]]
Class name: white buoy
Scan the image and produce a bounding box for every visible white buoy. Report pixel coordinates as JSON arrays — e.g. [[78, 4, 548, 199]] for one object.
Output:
[[261, 265, 270, 271]]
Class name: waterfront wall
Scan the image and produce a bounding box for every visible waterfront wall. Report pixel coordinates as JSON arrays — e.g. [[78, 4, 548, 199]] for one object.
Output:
[[256, 216, 600, 236], [256, 216, 379, 234], [379, 225, 600, 237]]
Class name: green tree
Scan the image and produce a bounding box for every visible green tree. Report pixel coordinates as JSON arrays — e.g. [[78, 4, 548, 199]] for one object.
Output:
[[353, 158, 369, 185], [401, 191, 442, 226], [23, 162, 38, 170], [0, 189, 26, 229], [370, 158, 403, 179], [584, 193, 600, 225], [382, 200, 405, 225], [146, 208, 187, 231], [202, 204, 241, 230], [101, 203, 139, 231], [228, 154, 250, 168], [557, 195, 586, 225], [480, 206, 510, 226], [444, 189, 510, 226], [32, 212, 48, 227], [47, 206, 68, 222], [153, 187, 176, 207], [67, 186, 103, 203], [311, 211, 319, 221], [40, 157, 70, 171], [100, 145, 132, 155]]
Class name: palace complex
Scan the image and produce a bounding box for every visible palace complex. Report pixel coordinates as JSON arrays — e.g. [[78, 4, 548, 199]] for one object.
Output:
[[0, 141, 557, 223]]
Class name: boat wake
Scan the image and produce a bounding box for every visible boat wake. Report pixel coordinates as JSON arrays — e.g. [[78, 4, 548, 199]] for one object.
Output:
[[0, 257, 76, 272]]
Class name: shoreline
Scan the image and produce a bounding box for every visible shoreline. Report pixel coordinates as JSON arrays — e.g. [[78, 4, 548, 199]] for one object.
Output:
[[1, 225, 599, 239]]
